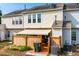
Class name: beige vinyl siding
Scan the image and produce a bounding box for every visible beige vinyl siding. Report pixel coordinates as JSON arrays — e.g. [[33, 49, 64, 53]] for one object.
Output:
[[24, 10, 63, 28]]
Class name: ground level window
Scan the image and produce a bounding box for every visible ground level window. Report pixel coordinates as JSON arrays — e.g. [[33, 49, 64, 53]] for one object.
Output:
[[72, 31, 76, 44]]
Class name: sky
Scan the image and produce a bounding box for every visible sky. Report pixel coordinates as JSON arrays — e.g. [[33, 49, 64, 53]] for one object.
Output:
[[0, 3, 45, 15]]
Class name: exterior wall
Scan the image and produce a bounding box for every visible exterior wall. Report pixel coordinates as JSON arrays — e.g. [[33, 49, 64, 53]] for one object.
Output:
[[0, 31, 5, 41], [62, 29, 71, 45], [23, 10, 63, 28], [2, 10, 63, 29], [52, 29, 62, 37], [2, 16, 24, 29], [63, 11, 79, 45], [0, 24, 6, 41], [76, 29, 79, 44], [7, 29, 23, 40], [64, 11, 79, 28]]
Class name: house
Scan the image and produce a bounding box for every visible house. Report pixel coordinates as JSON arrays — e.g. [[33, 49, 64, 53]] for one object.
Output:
[[1, 3, 79, 55]]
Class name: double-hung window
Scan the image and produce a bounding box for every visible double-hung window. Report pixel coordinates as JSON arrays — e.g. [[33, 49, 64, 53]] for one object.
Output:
[[33, 14, 36, 23], [28, 14, 31, 23], [12, 17, 22, 25], [19, 18, 22, 24], [72, 31, 76, 41], [12, 19, 15, 24], [37, 14, 41, 23], [28, 13, 41, 23], [72, 31, 76, 44]]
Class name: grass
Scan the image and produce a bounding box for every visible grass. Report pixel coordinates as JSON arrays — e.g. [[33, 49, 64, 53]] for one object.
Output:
[[9, 45, 32, 51]]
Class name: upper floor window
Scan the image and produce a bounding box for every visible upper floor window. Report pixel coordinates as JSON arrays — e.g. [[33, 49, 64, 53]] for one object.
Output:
[[33, 14, 36, 23], [19, 18, 22, 24], [12, 17, 22, 25], [28, 13, 41, 23], [12, 20, 15, 24], [37, 14, 41, 23], [16, 20, 18, 24], [28, 14, 31, 23]]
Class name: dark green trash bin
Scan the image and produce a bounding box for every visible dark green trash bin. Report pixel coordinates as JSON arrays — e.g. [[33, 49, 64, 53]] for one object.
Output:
[[34, 43, 40, 52]]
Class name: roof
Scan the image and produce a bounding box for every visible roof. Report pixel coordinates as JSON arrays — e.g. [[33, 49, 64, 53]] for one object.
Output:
[[2, 3, 79, 17], [3, 9, 26, 17], [2, 4, 63, 17], [14, 29, 51, 35]]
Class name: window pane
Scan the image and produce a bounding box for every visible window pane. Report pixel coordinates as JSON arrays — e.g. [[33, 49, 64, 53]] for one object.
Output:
[[72, 31, 76, 41], [28, 14, 31, 23], [33, 14, 36, 23], [7, 31, 10, 37], [12, 20, 15, 24], [37, 14, 41, 23], [19, 18, 22, 24], [19, 20, 22, 24], [12, 17, 15, 25], [16, 20, 18, 24]]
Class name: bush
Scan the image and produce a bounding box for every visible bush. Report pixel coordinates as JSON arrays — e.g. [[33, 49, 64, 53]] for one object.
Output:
[[9, 45, 32, 51], [57, 48, 64, 56]]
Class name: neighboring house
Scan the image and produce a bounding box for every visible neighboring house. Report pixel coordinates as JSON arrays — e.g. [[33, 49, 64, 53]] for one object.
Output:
[[1, 3, 79, 54]]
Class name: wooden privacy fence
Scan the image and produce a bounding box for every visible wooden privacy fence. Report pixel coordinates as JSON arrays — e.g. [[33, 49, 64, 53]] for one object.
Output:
[[12, 35, 42, 49], [50, 36, 61, 48]]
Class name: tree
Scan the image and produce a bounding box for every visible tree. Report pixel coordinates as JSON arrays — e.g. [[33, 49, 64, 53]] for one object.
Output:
[[0, 10, 2, 24]]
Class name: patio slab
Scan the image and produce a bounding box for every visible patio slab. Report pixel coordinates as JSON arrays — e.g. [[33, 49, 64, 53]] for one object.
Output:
[[25, 50, 48, 56]]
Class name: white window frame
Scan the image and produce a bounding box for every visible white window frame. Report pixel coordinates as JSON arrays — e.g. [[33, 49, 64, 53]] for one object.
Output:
[[37, 13, 42, 23], [12, 17, 22, 25], [27, 13, 42, 24]]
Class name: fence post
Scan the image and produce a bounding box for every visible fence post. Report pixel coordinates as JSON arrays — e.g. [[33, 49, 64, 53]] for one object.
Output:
[[48, 37, 51, 55]]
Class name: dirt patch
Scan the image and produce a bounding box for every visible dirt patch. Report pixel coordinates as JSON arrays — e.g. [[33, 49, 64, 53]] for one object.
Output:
[[0, 41, 27, 56]]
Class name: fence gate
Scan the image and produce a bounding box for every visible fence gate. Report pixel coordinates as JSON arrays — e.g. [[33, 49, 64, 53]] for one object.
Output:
[[50, 36, 61, 55]]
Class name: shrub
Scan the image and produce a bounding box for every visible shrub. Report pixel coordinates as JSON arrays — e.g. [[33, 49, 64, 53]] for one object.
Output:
[[9, 45, 32, 51], [57, 48, 64, 56]]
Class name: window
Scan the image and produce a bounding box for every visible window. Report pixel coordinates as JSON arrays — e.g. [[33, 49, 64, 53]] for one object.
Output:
[[28, 13, 41, 23], [12, 20, 15, 24], [12, 17, 22, 25], [12, 18, 16, 25], [33, 14, 36, 23], [37, 14, 41, 23], [16, 20, 18, 24], [64, 16, 66, 19], [28, 14, 31, 23], [72, 31, 76, 41], [19, 18, 22, 24], [7, 31, 10, 37]]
